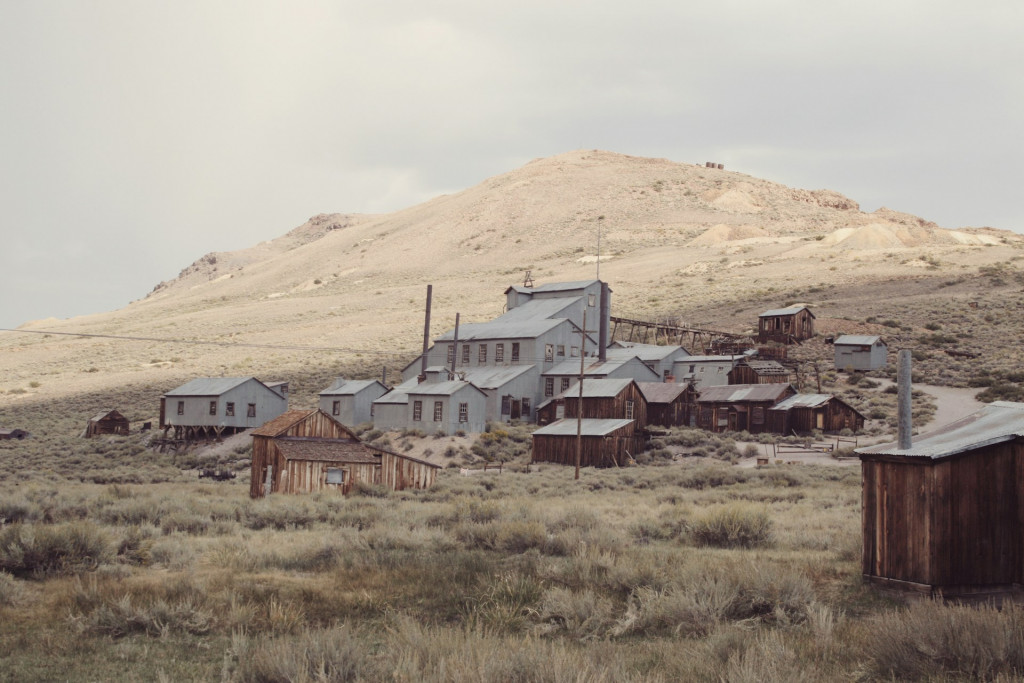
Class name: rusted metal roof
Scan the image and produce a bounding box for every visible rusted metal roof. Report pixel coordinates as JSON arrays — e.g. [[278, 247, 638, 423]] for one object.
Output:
[[532, 418, 634, 437], [834, 334, 885, 346], [636, 382, 690, 404], [697, 383, 793, 403], [857, 401, 1024, 459], [251, 409, 316, 437], [276, 437, 381, 463], [759, 306, 814, 318]]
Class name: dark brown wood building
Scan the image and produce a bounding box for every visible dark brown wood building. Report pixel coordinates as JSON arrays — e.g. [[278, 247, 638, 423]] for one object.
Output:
[[857, 401, 1024, 597], [727, 359, 793, 385], [696, 383, 796, 434], [637, 381, 696, 428], [531, 418, 641, 468], [766, 394, 865, 434], [84, 410, 130, 438], [250, 409, 439, 498], [536, 378, 647, 427], [757, 306, 815, 344], [0, 429, 30, 440]]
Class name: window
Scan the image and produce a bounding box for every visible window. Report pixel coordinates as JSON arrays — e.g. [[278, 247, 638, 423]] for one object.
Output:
[[521, 397, 531, 417], [545, 377, 554, 396], [177, 400, 184, 415], [557, 345, 565, 357], [625, 400, 635, 420], [226, 402, 235, 417], [511, 343, 520, 363], [571, 346, 579, 357], [459, 402, 468, 422], [413, 400, 423, 421], [433, 401, 443, 422], [545, 344, 554, 361], [326, 468, 345, 485], [560, 377, 571, 392], [501, 395, 511, 415], [479, 344, 487, 363], [495, 343, 504, 362], [247, 403, 256, 417], [462, 344, 470, 364], [588, 293, 596, 307], [447, 344, 455, 364], [689, 364, 696, 373], [332, 400, 341, 416], [752, 407, 765, 425], [209, 401, 217, 416]]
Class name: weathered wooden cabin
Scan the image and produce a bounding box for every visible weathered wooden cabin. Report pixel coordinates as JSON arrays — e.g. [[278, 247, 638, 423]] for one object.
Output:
[[767, 394, 865, 434], [696, 383, 796, 434], [637, 381, 696, 428], [161, 377, 288, 440], [250, 409, 439, 498], [727, 359, 793, 385], [834, 335, 888, 372], [531, 418, 640, 468], [757, 306, 815, 344], [857, 401, 1024, 597], [84, 410, 130, 438], [537, 378, 648, 428], [0, 429, 30, 440]]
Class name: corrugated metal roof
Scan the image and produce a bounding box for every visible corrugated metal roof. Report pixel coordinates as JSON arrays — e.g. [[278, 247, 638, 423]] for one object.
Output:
[[637, 382, 690, 403], [453, 364, 536, 389], [557, 378, 632, 398], [495, 297, 582, 323], [276, 437, 381, 464], [251, 409, 316, 436], [506, 280, 598, 295], [697, 383, 793, 403], [759, 306, 814, 318], [373, 378, 419, 405], [737, 360, 791, 375], [673, 355, 743, 363], [319, 379, 385, 396], [770, 394, 832, 410], [857, 401, 1024, 460], [165, 377, 253, 396], [435, 318, 566, 341], [605, 344, 687, 362], [834, 335, 884, 346], [408, 380, 486, 397], [532, 418, 634, 437], [544, 356, 652, 377]]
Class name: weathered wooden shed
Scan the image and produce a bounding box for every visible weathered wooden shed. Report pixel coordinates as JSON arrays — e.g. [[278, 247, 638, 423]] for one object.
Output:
[[84, 410, 130, 438], [637, 381, 696, 428], [834, 335, 888, 372], [757, 306, 815, 344], [857, 401, 1024, 597], [531, 418, 640, 468], [250, 409, 439, 498], [696, 383, 796, 434], [767, 393, 865, 434], [727, 359, 793, 385], [0, 429, 30, 440]]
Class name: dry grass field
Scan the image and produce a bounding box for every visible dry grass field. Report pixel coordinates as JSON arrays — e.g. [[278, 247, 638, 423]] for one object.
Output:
[[3, 151, 1024, 680]]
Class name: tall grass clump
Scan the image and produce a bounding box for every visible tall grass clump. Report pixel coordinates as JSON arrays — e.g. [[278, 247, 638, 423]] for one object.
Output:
[[689, 505, 773, 549], [0, 522, 112, 577], [227, 625, 379, 681]]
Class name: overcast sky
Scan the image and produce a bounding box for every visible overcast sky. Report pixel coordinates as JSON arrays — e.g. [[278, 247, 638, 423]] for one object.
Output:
[[2, 1, 1021, 329]]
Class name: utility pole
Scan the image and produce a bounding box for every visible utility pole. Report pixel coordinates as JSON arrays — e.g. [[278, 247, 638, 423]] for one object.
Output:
[[575, 310, 587, 480]]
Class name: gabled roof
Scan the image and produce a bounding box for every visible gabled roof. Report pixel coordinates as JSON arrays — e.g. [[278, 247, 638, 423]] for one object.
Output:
[[834, 335, 885, 346], [505, 280, 599, 295], [637, 382, 691, 404], [276, 437, 381, 464], [673, 354, 746, 364], [543, 355, 657, 379], [319, 379, 388, 396], [165, 376, 284, 398], [532, 418, 634, 437], [450, 364, 536, 389], [90, 409, 127, 422], [697, 383, 794, 403], [733, 360, 791, 376], [373, 378, 420, 405], [558, 378, 634, 399], [436, 318, 570, 342], [759, 306, 815, 318], [605, 344, 689, 362], [769, 393, 867, 419], [493, 297, 583, 323], [407, 380, 488, 398], [251, 409, 318, 437], [857, 401, 1024, 460]]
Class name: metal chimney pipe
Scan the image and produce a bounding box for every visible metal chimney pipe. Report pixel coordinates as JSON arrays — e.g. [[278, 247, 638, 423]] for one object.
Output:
[[897, 349, 912, 450], [450, 313, 460, 380], [599, 281, 609, 362], [419, 285, 432, 382]]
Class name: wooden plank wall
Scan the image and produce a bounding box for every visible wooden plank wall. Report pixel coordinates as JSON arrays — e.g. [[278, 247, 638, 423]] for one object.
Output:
[[563, 384, 648, 428], [531, 427, 643, 467], [381, 453, 437, 491]]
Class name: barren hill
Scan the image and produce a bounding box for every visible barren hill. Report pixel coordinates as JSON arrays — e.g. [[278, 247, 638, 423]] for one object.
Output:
[[2, 150, 1021, 411]]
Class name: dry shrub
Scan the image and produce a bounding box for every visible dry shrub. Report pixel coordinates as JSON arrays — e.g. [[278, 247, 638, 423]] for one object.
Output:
[[689, 505, 773, 549], [68, 576, 213, 638], [0, 570, 27, 606], [228, 624, 377, 682], [0, 522, 113, 577], [860, 599, 1024, 680], [537, 586, 617, 639]]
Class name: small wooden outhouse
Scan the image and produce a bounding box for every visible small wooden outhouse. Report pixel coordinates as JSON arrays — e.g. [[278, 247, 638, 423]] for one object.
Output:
[[834, 335, 888, 372], [857, 401, 1024, 597]]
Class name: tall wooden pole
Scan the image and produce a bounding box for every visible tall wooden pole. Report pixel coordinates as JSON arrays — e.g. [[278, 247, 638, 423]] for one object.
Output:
[[575, 310, 587, 480]]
